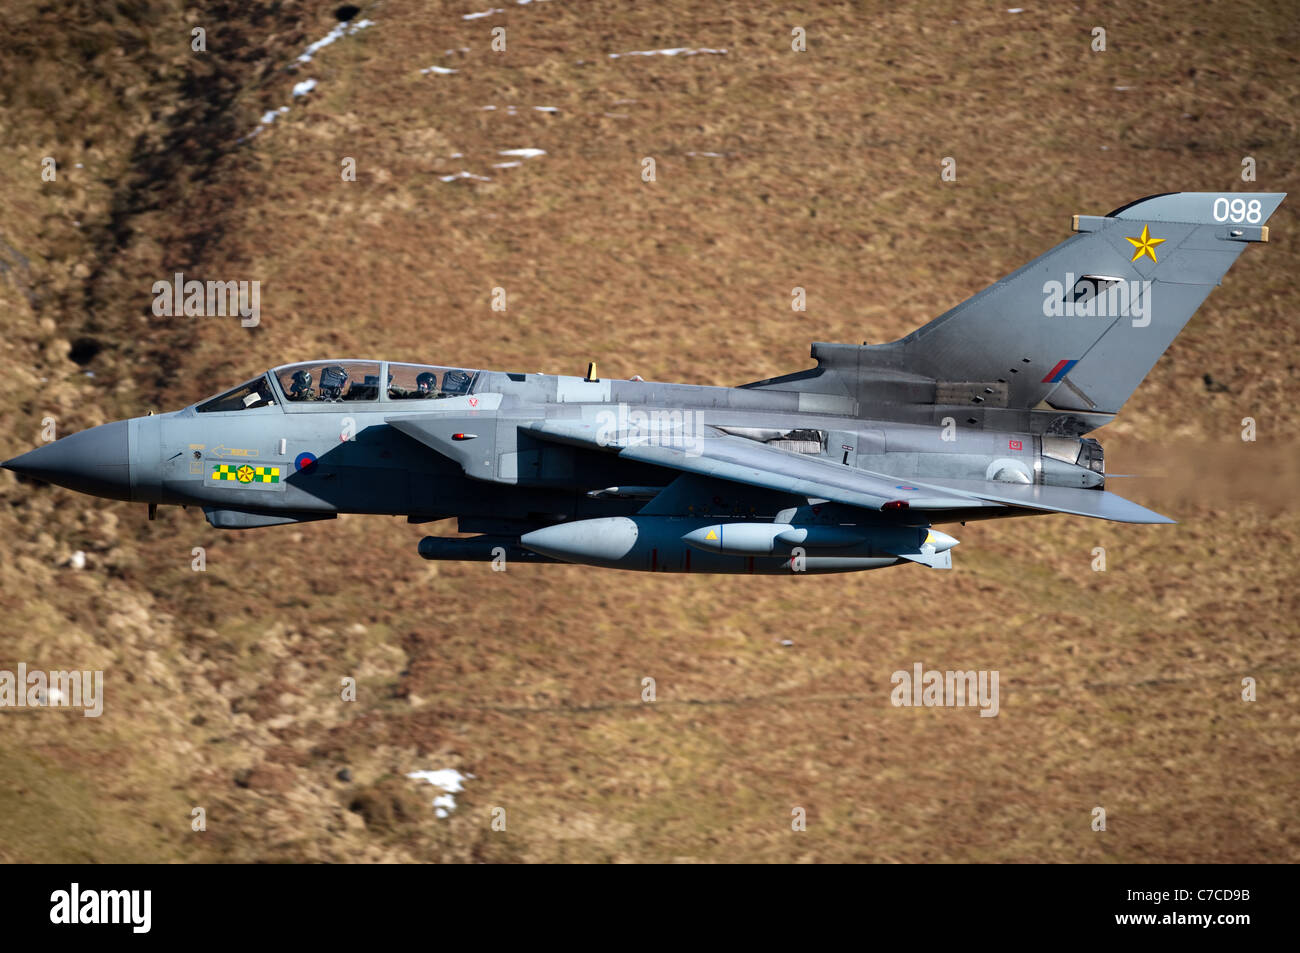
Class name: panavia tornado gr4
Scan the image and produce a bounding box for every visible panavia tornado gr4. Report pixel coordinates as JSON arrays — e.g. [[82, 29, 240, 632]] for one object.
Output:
[[3, 192, 1284, 574]]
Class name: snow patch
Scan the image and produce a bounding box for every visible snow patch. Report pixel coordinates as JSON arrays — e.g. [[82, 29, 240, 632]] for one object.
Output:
[[407, 769, 473, 818], [298, 18, 374, 64], [482, 105, 556, 115], [465, 0, 549, 15], [240, 20, 374, 144], [609, 47, 728, 59]]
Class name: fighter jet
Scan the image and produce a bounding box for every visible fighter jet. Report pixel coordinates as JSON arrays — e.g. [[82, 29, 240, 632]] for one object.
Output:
[[3, 192, 1284, 574]]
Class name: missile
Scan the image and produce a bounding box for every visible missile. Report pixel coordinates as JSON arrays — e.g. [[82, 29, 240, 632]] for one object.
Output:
[[682, 522, 958, 557], [519, 517, 957, 573], [683, 522, 866, 555]]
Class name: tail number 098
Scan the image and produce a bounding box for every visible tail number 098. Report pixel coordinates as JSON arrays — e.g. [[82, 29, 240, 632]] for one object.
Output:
[[1213, 197, 1263, 224]]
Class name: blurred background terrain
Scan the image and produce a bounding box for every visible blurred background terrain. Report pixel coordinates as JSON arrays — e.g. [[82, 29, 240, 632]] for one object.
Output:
[[0, 0, 1296, 862]]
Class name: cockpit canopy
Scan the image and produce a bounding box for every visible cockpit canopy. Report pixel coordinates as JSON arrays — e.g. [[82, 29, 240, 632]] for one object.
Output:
[[194, 361, 481, 413], [275, 360, 384, 402], [196, 375, 277, 413], [386, 362, 476, 400], [274, 361, 478, 402]]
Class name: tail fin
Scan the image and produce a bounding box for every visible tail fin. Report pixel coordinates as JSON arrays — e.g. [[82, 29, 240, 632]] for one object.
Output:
[[891, 191, 1284, 421], [746, 192, 1283, 433]]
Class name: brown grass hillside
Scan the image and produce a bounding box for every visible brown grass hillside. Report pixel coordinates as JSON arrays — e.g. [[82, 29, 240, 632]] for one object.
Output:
[[0, 0, 1296, 862]]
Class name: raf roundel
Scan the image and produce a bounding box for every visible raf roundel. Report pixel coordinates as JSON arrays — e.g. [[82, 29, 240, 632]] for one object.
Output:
[[294, 451, 317, 473]]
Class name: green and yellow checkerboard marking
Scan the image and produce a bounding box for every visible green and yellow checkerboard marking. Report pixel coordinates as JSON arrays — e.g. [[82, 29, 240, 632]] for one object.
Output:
[[212, 463, 280, 484]]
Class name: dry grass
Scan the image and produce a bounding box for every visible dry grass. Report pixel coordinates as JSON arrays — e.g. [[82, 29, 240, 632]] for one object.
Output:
[[0, 0, 1296, 862]]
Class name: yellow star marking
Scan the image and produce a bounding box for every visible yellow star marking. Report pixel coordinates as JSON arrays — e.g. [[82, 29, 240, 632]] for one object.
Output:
[[236, 464, 255, 483], [1125, 224, 1165, 263]]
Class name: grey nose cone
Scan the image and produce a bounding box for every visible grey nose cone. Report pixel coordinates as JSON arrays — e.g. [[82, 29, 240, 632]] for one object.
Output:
[[2, 419, 132, 501]]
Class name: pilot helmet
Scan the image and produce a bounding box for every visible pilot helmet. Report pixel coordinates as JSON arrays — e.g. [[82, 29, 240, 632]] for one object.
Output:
[[318, 364, 349, 399], [415, 371, 438, 394], [289, 369, 313, 398], [442, 370, 471, 395]]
